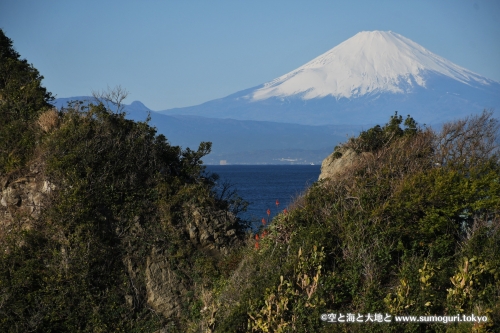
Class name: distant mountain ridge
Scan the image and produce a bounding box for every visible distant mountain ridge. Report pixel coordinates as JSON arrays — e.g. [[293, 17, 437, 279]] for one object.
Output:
[[52, 97, 360, 164], [159, 31, 500, 125]]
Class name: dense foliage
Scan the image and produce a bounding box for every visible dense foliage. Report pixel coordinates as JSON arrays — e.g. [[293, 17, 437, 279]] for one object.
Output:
[[0, 29, 53, 173], [0, 31, 246, 332], [0, 102, 247, 331], [206, 111, 500, 332]]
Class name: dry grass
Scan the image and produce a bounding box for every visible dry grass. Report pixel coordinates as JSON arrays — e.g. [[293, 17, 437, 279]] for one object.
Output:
[[37, 109, 59, 133]]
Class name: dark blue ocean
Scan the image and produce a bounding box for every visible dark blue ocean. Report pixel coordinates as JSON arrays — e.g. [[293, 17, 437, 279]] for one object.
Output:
[[206, 165, 321, 229]]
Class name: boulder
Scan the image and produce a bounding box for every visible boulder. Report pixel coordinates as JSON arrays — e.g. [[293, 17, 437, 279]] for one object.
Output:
[[0, 163, 55, 238], [319, 148, 373, 180], [319, 148, 358, 180]]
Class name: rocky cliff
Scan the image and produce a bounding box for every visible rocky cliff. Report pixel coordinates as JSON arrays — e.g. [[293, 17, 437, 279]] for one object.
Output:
[[145, 205, 242, 319], [0, 164, 243, 322], [0, 163, 55, 239], [319, 148, 373, 180]]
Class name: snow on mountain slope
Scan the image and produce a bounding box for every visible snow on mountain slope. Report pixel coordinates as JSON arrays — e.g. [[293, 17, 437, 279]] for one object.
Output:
[[251, 31, 493, 101], [158, 30, 499, 125]]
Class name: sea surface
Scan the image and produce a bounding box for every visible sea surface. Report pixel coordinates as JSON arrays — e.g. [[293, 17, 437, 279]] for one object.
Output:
[[206, 165, 321, 229]]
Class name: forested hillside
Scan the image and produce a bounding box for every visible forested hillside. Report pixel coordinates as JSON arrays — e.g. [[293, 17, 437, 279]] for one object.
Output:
[[1, 29, 498, 333], [0, 29, 247, 332], [205, 112, 500, 332]]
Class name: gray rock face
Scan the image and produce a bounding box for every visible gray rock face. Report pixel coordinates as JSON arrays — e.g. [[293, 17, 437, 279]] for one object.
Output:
[[0, 164, 55, 238], [183, 205, 241, 256], [319, 148, 358, 180], [145, 248, 185, 319], [319, 148, 373, 180], [143, 205, 242, 319]]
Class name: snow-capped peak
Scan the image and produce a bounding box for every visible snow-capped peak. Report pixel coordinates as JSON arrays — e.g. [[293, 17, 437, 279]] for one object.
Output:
[[252, 31, 490, 101]]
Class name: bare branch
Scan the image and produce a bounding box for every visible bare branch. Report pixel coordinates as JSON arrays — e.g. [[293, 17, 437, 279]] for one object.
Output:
[[91, 85, 129, 114], [434, 110, 499, 167]]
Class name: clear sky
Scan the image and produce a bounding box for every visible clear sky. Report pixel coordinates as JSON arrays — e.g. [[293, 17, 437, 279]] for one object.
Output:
[[1, 0, 499, 110]]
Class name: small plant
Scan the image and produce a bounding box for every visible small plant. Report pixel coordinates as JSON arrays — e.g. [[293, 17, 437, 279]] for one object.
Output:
[[384, 260, 437, 314], [37, 108, 59, 133], [248, 246, 326, 332], [447, 256, 498, 314]]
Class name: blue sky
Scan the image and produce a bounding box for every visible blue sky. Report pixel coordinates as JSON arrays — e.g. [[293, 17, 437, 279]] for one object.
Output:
[[1, 0, 499, 110]]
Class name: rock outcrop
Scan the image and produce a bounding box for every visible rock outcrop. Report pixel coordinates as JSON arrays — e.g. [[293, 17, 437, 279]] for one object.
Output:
[[1, 165, 243, 323], [144, 205, 243, 319], [0, 163, 54, 238], [319, 148, 373, 180], [319, 148, 358, 180], [184, 205, 241, 256], [145, 248, 186, 319]]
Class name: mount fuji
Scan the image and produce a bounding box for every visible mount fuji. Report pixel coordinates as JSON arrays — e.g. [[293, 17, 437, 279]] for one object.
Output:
[[160, 31, 500, 125]]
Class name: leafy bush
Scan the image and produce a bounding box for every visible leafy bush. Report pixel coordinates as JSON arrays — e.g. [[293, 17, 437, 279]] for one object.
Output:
[[337, 111, 419, 155], [0, 31, 248, 332], [0, 29, 53, 173], [210, 111, 500, 332]]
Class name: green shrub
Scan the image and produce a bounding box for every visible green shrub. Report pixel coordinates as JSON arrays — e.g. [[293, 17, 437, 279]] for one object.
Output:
[[0, 29, 53, 174], [211, 111, 500, 332]]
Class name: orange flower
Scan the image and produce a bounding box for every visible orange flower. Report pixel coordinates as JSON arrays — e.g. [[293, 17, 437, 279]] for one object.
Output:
[[255, 234, 259, 241], [262, 217, 266, 226], [262, 230, 268, 237], [266, 208, 271, 216], [275, 199, 280, 207], [283, 208, 288, 215], [255, 242, 259, 250]]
